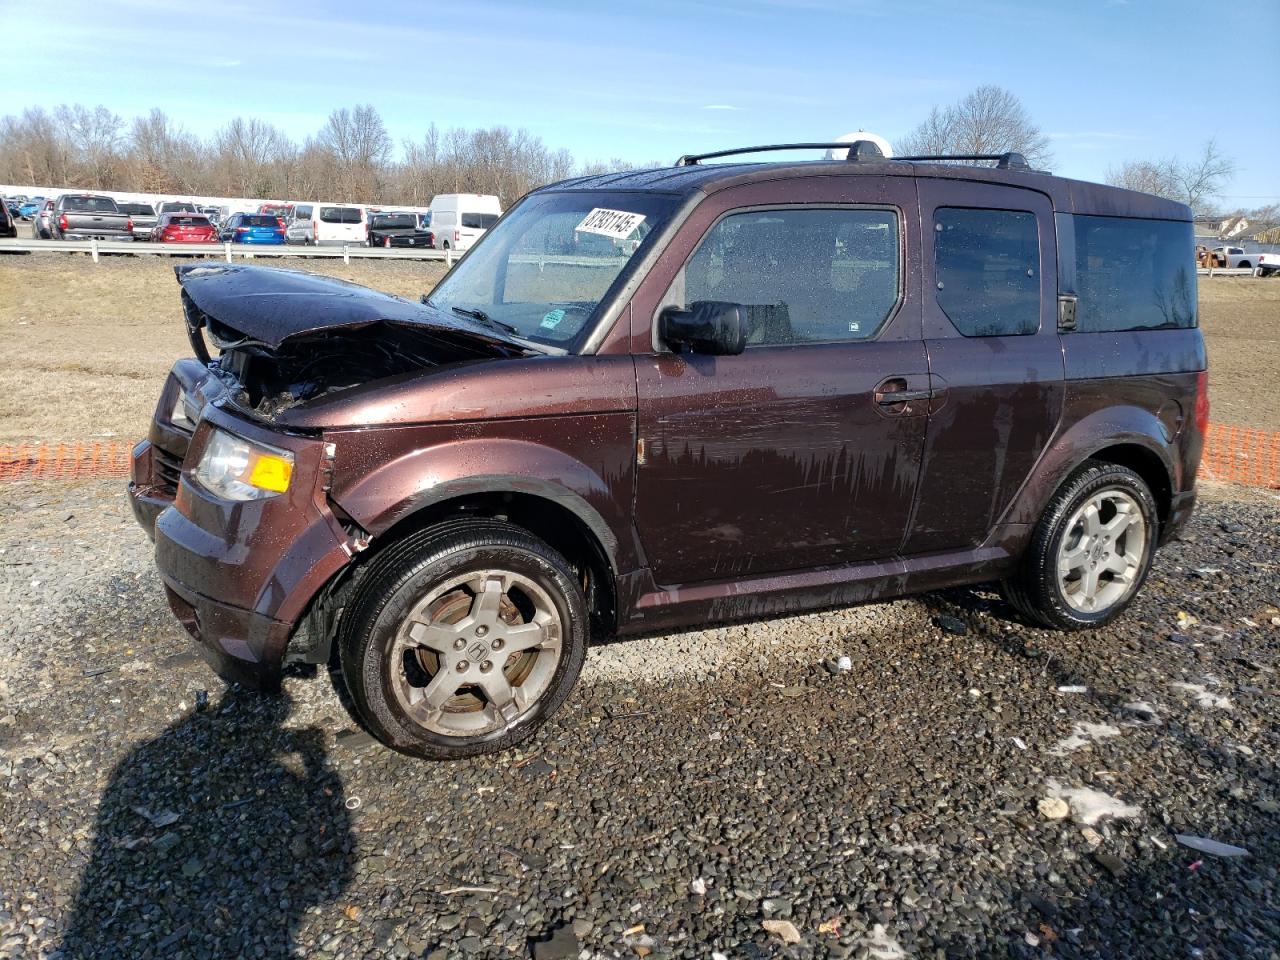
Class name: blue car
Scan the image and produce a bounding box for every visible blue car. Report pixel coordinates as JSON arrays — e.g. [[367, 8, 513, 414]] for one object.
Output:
[[219, 212, 287, 244], [17, 198, 45, 219]]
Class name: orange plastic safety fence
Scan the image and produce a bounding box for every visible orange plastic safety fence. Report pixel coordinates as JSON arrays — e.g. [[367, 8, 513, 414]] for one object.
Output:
[[1200, 423, 1280, 489], [1, 425, 1279, 488], [0, 441, 132, 482]]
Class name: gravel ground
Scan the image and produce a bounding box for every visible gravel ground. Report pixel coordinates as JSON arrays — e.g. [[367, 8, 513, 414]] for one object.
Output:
[[0, 480, 1277, 959]]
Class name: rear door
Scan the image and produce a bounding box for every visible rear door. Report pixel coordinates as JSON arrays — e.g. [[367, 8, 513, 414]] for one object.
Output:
[[628, 176, 930, 584], [901, 179, 1064, 554]]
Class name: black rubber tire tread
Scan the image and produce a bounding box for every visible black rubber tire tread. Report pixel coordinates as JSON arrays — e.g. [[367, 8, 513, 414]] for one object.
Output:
[[337, 518, 587, 760], [1000, 460, 1159, 631]]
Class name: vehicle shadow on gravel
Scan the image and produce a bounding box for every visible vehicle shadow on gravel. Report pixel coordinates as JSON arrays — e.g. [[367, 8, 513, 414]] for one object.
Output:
[[58, 689, 354, 959]]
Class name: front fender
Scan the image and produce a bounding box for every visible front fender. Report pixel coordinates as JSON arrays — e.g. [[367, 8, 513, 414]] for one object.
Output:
[[326, 420, 640, 574], [1000, 402, 1176, 530]]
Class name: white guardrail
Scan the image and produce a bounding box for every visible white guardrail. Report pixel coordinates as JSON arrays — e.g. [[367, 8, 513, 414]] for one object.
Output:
[[0, 237, 456, 265], [1, 238, 1269, 277]]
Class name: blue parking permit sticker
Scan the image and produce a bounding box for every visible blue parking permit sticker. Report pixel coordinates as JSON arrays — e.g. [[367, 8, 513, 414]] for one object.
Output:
[[540, 308, 566, 330]]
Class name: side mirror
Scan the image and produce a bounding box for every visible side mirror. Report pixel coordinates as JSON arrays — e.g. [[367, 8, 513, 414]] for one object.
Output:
[[659, 301, 746, 356]]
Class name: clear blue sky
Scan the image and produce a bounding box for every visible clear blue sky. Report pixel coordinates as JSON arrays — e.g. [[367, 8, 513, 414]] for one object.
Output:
[[4, 0, 1277, 204]]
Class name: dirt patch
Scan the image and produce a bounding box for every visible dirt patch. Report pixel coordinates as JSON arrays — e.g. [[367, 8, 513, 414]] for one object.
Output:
[[0, 255, 1277, 442], [1198, 277, 1280, 431]]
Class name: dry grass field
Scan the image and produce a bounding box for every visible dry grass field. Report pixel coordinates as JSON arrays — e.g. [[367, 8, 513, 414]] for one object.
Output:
[[0, 254, 1276, 443]]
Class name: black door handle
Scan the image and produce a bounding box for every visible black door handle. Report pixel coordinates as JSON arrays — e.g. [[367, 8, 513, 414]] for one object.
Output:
[[874, 377, 932, 405], [877, 389, 931, 404]]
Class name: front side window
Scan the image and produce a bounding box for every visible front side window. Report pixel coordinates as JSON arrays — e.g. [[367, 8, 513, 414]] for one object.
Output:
[[671, 207, 901, 345], [1069, 215, 1196, 331], [935, 208, 1040, 337], [427, 190, 680, 350]]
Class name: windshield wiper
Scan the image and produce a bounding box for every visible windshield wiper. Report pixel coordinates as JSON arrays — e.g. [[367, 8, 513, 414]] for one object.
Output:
[[451, 305, 520, 335]]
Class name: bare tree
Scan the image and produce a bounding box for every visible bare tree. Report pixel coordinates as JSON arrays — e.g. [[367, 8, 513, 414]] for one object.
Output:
[[212, 116, 290, 197], [2, 100, 660, 205], [896, 85, 1052, 167], [316, 105, 392, 201], [55, 104, 125, 188], [129, 109, 203, 193], [1106, 140, 1235, 217]]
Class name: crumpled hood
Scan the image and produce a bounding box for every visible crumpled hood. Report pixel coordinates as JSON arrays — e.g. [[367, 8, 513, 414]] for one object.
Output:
[[174, 261, 522, 352]]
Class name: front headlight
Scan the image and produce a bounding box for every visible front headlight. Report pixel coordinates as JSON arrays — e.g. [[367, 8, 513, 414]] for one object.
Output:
[[194, 428, 294, 501]]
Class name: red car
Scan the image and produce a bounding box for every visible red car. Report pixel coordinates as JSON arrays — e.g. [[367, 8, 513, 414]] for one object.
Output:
[[152, 213, 218, 243]]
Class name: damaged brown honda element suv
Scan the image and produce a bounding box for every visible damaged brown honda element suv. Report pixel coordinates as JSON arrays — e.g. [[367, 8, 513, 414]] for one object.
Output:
[[130, 141, 1206, 758]]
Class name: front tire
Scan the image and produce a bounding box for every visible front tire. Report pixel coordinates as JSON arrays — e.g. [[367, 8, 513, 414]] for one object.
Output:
[[338, 520, 588, 759], [1001, 461, 1158, 631]]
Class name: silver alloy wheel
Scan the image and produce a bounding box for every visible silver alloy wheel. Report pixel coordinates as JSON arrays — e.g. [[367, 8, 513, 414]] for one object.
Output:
[[1056, 488, 1148, 613], [390, 570, 563, 736]]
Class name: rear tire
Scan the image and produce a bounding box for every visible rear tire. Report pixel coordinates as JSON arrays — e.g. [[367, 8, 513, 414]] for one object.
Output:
[[1001, 461, 1158, 631], [338, 519, 588, 759]]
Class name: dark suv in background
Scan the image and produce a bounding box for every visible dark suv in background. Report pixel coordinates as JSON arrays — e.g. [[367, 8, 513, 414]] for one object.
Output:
[[129, 141, 1206, 759]]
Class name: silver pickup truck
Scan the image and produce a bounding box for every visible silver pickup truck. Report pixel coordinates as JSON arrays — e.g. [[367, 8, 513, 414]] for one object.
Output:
[[50, 194, 134, 241]]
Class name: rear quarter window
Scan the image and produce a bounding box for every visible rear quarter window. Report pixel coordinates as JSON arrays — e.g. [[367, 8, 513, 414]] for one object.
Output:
[[1066, 215, 1196, 331], [934, 208, 1040, 337]]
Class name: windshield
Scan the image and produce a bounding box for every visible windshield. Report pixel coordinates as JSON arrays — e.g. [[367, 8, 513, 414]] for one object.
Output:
[[427, 191, 680, 350]]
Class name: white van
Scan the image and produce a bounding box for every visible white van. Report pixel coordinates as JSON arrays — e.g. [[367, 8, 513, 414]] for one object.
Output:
[[286, 203, 367, 246], [427, 194, 502, 251]]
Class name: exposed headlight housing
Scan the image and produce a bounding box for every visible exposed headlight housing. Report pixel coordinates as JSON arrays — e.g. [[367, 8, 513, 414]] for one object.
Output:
[[194, 428, 294, 501]]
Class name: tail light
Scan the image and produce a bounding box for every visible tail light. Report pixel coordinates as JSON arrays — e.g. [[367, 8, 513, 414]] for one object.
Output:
[[313, 220, 318, 241], [126, 217, 134, 232], [453, 229, 460, 244], [1194, 370, 1209, 436], [58, 214, 68, 231], [275, 218, 285, 232], [235, 227, 248, 234]]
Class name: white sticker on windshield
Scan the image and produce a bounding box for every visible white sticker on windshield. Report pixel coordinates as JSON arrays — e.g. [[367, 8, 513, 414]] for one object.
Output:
[[575, 208, 646, 240]]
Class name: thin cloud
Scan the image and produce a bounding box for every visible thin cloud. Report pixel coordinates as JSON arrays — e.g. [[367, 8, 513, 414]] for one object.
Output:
[[702, 104, 744, 111]]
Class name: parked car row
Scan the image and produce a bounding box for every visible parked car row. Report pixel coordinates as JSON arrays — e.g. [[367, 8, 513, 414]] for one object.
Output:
[[3, 192, 505, 249]]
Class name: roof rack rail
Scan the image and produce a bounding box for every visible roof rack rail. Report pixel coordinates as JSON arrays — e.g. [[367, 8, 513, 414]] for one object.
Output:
[[674, 141, 889, 166], [895, 152, 1031, 171]]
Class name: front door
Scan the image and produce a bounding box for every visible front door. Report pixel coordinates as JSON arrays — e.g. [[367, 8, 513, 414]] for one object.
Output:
[[628, 177, 929, 585]]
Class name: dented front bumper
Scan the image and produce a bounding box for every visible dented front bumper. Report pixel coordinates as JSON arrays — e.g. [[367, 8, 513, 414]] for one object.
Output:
[[129, 362, 357, 689]]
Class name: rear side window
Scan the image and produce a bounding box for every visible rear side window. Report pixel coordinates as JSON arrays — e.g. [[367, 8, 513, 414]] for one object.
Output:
[[320, 206, 362, 224], [934, 208, 1040, 336], [1068, 216, 1196, 331], [676, 207, 901, 345], [461, 212, 499, 229]]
